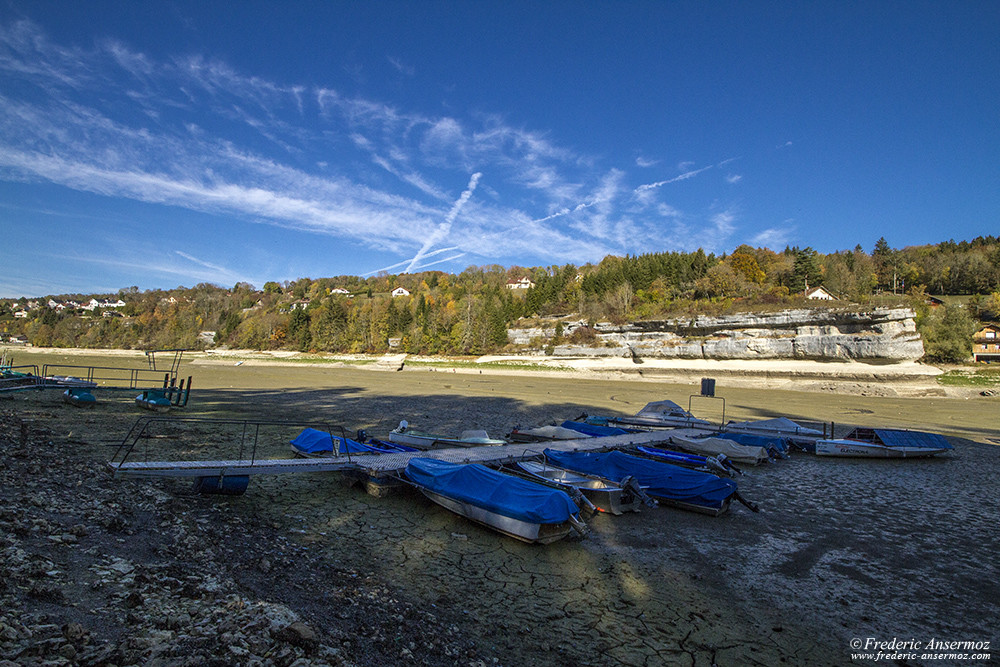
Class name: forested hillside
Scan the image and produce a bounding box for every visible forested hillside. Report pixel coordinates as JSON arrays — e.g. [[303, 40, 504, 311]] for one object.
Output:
[[3, 237, 998, 362]]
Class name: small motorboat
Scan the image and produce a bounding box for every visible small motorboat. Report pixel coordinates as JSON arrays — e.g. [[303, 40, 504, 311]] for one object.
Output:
[[724, 417, 824, 450], [513, 460, 649, 515], [404, 458, 587, 543], [506, 424, 588, 442], [814, 428, 953, 458], [634, 445, 738, 477], [668, 433, 770, 466], [386, 420, 506, 449], [543, 448, 746, 516]]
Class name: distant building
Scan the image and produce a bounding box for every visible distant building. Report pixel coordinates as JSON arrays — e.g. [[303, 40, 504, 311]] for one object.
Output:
[[330, 287, 350, 294], [506, 277, 535, 290], [391, 287, 410, 297], [973, 324, 1000, 363], [804, 286, 837, 300]]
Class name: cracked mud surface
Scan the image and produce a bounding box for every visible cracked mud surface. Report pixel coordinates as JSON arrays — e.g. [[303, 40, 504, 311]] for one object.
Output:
[[2, 351, 998, 666]]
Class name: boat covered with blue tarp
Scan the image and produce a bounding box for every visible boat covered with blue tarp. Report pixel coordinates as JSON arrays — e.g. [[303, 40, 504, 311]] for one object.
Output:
[[404, 457, 585, 543], [716, 431, 790, 458], [560, 420, 629, 437], [290, 428, 414, 457], [543, 448, 740, 516]]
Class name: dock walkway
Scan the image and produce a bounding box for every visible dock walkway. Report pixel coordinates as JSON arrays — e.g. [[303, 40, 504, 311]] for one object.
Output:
[[108, 430, 684, 480]]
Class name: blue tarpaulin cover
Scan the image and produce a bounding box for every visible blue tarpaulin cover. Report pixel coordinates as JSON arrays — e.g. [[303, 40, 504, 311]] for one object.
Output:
[[560, 420, 629, 437], [855, 429, 953, 450], [290, 428, 371, 454], [717, 432, 790, 455], [404, 458, 580, 524], [544, 448, 737, 510]]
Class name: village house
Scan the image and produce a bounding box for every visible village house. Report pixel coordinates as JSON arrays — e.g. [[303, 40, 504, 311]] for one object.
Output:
[[330, 287, 350, 294], [973, 323, 1000, 363], [804, 286, 837, 300], [391, 287, 410, 297], [505, 277, 535, 290]]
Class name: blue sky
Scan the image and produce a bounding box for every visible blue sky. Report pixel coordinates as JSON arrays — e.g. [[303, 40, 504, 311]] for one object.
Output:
[[1, 1, 997, 298]]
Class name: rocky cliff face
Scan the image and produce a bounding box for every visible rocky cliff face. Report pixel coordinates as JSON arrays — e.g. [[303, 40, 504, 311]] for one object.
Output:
[[508, 307, 924, 361]]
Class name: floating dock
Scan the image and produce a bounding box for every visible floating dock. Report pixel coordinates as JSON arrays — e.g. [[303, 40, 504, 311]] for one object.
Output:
[[108, 430, 684, 481]]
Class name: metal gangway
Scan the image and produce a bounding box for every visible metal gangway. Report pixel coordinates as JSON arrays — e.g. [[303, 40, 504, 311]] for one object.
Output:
[[107, 416, 682, 492], [39, 348, 190, 390]]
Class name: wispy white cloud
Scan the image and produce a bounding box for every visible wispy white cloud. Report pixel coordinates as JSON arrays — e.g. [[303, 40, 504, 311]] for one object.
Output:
[[726, 173, 742, 184], [752, 224, 795, 249], [0, 18, 758, 291]]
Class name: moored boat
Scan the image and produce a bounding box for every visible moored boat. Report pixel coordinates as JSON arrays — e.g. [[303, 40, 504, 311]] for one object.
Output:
[[404, 458, 587, 543], [387, 421, 506, 449], [668, 433, 771, 466], [513, 460, 647, 515], [542, 448, 743, 516], [289, 428, 415, 457], [814, 428, 953, 458], [506, 424, 587, 442], [606, 400, 711, 429], [634, 445, 737, 476], [724, 417, 824, 450]]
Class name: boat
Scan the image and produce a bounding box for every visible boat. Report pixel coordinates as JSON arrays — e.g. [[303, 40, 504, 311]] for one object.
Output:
[[542, 448, 743, 516], [814, 428, 953, 458], [62, 387, 97, 408], [592, 400, 712, 429], [289, 428, 415, 457], [634, 445, 738, 476], [512, 460, 649, 515], [668, 433, 771, 465], [559, 420, 630, 437], [714, 431, 790, 459], [404, 457, 587, 543], [724, 417, 824, 450], [506, 424, 588, 442], [386, 421, 506, 449], [135, 389, 171, 412]]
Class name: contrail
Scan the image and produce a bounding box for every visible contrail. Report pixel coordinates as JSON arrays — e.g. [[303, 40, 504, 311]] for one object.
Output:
[[404, 172, 481, 273]]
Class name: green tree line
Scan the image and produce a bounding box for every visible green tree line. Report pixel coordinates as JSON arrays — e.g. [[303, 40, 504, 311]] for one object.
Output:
[[2, 236, 998, 362]]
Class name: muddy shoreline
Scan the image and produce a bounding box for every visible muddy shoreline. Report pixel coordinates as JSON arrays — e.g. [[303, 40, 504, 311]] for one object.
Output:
[[2, 349, 998, 665]]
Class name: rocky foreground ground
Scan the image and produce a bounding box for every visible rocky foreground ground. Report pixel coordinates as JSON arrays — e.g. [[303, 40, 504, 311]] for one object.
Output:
[[0, 404, 491, 667]]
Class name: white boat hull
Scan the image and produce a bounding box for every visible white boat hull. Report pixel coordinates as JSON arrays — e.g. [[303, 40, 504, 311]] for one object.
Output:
[[417, 488, 575, 544], [815, 439, 950, 458]]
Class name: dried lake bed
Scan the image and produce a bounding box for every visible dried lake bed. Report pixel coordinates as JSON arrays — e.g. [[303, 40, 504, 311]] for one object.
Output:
[[2, 349, 998, 666]]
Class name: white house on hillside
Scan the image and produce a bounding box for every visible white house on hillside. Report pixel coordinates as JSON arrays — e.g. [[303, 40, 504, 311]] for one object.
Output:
[[505, 277, 535, 290], [391, 287, 410, 297], [805, 286, 837, 300]]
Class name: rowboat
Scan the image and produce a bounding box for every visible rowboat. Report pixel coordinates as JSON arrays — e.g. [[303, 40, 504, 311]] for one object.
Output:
[[542, 448, 742, 516], [814, 428, 953, 458], [668, 433, 771, 466], [404, 458, 587, 543], [513, 460, 647, 515], [386, 421, 506, 449]]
